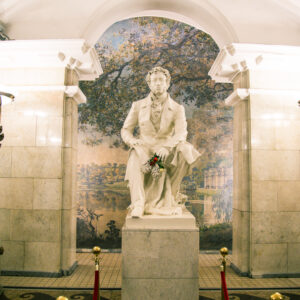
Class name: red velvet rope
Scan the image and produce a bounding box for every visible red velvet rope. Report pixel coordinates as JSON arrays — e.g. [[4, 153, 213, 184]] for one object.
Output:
[[220, 270, 229, 300], [93, 270, 99, 300]]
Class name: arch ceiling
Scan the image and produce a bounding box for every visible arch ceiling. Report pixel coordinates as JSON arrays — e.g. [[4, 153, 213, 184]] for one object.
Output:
[[0, 0, 299, 48]]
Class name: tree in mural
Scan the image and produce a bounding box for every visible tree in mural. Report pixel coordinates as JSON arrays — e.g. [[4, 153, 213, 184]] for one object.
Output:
[[79, 17, 233, 171], [77, 17, 233, 242]]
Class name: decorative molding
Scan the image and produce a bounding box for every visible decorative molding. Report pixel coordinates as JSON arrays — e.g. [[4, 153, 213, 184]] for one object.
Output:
[[0, 39, 103, 81], [225, 88, 249, 106], [0, 85, 87, 104], [209, 43, 300, 83], [225, 88, 300, 106], [64, 86, 87, 104]]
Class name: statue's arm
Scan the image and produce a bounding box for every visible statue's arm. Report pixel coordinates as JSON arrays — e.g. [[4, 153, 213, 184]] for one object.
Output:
[[165, 105, 188, 148], [121, 102, 138, 146]]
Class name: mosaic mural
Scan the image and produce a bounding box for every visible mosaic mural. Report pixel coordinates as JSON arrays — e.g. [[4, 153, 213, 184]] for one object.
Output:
[[76, 17, 233, 249]]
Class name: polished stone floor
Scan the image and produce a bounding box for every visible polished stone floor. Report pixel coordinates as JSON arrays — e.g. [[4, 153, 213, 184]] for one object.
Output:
[[2, 253, 300, 289], [1, 253, 300, 299]]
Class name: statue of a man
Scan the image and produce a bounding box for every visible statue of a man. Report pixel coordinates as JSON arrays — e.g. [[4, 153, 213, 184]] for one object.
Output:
[[121, 67, 200, 218]]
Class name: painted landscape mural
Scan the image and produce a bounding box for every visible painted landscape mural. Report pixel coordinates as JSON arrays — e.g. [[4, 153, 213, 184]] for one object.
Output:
[[77, 17, 233, 249]]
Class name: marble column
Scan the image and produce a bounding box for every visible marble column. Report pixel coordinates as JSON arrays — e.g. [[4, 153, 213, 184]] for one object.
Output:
[[209, 44, 300, 277], [0, 40, 102, 276]]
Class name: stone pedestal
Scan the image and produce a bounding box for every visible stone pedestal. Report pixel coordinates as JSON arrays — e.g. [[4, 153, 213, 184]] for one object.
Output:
[[122, 210, 199, 300]]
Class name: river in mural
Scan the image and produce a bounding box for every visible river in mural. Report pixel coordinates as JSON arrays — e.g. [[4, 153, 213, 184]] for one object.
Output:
[[76, 17, 233, 250]]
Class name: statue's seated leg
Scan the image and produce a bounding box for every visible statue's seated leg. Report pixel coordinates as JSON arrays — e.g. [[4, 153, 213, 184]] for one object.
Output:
[[169, 142, 199, 198], [127, 148, 146, 218]]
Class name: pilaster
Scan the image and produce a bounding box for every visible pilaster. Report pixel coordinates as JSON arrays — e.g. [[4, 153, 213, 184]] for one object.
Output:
[[0, 39, 102, 276], [209, 43, 300, 277]]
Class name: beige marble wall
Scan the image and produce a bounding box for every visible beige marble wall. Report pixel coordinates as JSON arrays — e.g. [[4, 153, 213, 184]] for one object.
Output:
[[232, 69, 300, 277], [232, 92, 251, 274], [0, 68, 78, 275]]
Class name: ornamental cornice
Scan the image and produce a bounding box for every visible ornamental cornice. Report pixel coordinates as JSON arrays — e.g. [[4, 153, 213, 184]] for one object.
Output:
[[209, 43, 300, 83], [225, 88, 300, 106], [0, 39, 103, 81], [0, 85, 86, 104]]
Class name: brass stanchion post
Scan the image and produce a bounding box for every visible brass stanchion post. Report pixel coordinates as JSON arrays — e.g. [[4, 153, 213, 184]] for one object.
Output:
[[220, 247, 228, 274], [220, 247, 229, 300], [56, 297, 69, 300], [270, 292, 283, 300], [93, 246, 101, 300]]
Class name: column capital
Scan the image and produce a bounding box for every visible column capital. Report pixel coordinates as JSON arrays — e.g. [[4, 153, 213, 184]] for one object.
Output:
[[0, 39, 102, 81], [209, 43, 300, 83]]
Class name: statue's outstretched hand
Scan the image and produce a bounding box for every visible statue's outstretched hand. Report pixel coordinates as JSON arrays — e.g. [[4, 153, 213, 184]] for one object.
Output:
[[157, 147, 169, 161]]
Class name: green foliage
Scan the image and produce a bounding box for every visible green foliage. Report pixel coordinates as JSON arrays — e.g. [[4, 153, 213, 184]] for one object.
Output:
[[104, 220, 121, 246], [76, 211, 121, 249], [200, 223, 232, 250]]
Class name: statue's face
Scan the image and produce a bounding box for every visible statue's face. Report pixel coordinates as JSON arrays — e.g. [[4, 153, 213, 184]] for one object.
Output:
[[149, 72, 169, 96]]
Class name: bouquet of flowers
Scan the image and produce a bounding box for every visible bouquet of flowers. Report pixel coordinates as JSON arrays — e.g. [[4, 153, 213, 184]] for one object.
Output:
[[141, 154, 165, 178]]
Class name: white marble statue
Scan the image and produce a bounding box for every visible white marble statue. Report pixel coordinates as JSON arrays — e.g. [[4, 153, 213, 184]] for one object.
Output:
[[121, 67, 200, 218]]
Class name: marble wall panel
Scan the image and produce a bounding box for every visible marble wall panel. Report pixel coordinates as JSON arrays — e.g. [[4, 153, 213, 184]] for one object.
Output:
[[61, 209, 77, 271], [36, 116, 63, 147], [63, 98, 73, 148], [275, 120, 300, 150], [0, 178, 33, 209], [1, 241, 25, 270], [251, 243, 287, 276], [251, 150, 300, 181], [249, 70, 300, 90], [33, 179, 62, 210], [232, 150, 250, 211], [12, 91, 64, 117], [251, 119, 300, 150], [0, 209, 10, 240], [0, 67, 66, 86], [278, 181, 300, 212], [63, 98, 78, 149], [62, 148, 73, 209], [122, 230, 198, 279], [288, 243, 300, 274], [12, 147, 62, 178], [0, 147, 12, 177], [232, 151, 239, 210], [250, 120, 276, 150], [71, 100, 78, 150], [251, 212, 300, 244], [250, 94, 300, 121], [24, 242, 60, 272], [11, 209, 60, 242], [251, 181, 278, 212], [232, 209, 250, 273], [1, 112, 36, 147], [233, 100, 249, 152]]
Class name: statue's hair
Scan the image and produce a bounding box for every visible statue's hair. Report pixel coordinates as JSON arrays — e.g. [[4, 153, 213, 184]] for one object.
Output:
[[146, 67, 171, 85]]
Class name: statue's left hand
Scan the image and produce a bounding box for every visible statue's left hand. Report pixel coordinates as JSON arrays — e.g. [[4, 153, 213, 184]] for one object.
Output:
[[157, 147, 169, 161]]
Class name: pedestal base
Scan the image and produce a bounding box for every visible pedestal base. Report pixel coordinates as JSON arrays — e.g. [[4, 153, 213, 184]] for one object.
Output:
[[122, 210, 199, 300]]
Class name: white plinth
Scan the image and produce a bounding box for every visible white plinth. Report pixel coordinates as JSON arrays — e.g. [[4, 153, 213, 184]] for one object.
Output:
[[122, 210, 199, 300]]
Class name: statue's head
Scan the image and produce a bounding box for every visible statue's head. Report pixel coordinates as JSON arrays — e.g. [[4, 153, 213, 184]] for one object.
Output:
[[146, 67, 171, 95]]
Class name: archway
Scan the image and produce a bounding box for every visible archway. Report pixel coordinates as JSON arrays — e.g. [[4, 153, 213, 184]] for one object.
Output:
[[76, 16, 234, 252], [0, 0, 299, 279]]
